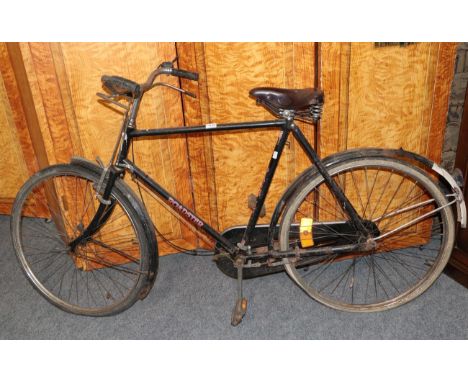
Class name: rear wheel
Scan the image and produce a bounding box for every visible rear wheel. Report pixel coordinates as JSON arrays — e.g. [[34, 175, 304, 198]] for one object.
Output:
[[279, 158, 455, 312], [11, 164, 151, 316]]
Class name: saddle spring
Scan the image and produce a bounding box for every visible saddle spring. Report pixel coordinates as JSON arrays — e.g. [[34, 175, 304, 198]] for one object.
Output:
[[259, 99, 324, 124], [310, 103, 323, 123], [295, 102, 323, 124]]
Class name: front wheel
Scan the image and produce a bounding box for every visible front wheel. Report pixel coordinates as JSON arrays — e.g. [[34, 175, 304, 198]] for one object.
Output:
[[10, 164, 152, 316], [279, 157, 455, 312]]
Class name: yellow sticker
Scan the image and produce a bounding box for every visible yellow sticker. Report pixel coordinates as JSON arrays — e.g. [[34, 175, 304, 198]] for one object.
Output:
[[299, 217, 314, 248]]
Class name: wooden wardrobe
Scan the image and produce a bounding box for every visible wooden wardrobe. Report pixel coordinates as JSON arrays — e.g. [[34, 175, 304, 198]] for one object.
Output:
[[0, 42, 458, 254]]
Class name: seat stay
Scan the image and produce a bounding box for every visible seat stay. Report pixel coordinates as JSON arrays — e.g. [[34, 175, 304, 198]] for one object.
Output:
[[290, 123, 371, 238]]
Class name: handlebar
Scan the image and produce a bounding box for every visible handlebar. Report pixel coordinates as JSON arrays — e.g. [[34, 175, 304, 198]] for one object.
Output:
[[140, 61, 198, 92], [171, 68, 199, 81]]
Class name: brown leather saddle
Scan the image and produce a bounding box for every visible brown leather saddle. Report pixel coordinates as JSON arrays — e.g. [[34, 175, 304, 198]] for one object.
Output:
[[250, 87, 324, 113]]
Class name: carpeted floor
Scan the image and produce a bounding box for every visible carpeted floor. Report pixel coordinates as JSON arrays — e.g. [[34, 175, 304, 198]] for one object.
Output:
[[1, 214, 467, 339]]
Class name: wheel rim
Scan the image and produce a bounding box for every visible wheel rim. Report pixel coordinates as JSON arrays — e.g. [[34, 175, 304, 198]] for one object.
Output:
[[12, 168, 145, 315], [280, 159, 454, 311]]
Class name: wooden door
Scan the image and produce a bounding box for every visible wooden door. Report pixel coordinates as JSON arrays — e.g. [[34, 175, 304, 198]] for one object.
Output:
[[15, 42, 198, 254], [1, 42, 457, 255], [0, 70, 30, 213], [321, 43, 457, 248], [322, 42, 456, 160], [178, 42, 456, 236], [0, 43, 42, 215], [178, 42, 317, 232]]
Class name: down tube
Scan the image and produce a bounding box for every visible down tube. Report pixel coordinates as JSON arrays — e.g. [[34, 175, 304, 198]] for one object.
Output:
[[121, 159, 237, 254]]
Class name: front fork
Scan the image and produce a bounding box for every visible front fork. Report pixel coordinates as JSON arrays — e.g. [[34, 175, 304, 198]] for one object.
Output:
[[69, 165, 121, 250]]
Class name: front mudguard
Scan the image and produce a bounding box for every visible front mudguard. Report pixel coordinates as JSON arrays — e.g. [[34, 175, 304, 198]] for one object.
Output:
[[70, 156, 158, 299], [268, 147, 467, 249]]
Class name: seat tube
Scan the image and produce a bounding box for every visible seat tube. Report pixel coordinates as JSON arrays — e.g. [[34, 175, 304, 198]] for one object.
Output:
[[241, 124, 290, 246], [291, 123, 370, 236]]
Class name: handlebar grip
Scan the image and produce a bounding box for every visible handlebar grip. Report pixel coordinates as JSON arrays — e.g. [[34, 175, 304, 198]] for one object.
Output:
[[171, 68, 199, 81]]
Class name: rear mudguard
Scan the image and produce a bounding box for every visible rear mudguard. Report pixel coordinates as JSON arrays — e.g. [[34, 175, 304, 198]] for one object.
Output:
[[70, 156, 158, 299], [267, 147, 467, 249]]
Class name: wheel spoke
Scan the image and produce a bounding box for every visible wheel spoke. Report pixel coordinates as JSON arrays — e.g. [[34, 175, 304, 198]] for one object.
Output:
[[281, 160, 451, 310], [13, 168, 147, 315]]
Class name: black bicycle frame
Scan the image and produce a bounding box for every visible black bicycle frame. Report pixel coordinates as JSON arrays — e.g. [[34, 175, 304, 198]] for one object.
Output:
[[73, 91, 368, 257], [122, 119, 288, 255], [102, 117, 367, 257]]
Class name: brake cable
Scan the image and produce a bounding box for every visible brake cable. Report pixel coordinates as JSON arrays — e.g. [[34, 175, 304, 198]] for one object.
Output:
[[149, 82, 196, 98]]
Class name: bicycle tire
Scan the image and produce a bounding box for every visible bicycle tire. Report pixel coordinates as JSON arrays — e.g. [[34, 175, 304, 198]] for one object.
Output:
[[279, 157, 455, 312], [11, 164, 152, 316]]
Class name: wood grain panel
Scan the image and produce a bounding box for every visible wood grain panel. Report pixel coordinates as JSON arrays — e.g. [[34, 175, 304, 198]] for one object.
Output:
[[0, 73, 29, 202], [27, 43, 76, 164], [0, 43, 55, 218], [325, 43, 456, 246], [203, 42, 316, 231], [0, 43, 41, 215], [19, 43, 58, 165], [2, 42, 457, 258], [346, 43, 440, 154], [343, 42, 455, 213], [176, 42, 219, 247], [0, 44, 43, 174], [58, 42, 197, 252], [315, 43, 350, 221], [320, 42, 351, 157], [289, 43, 317, 182], [17, 42, 197, 254]]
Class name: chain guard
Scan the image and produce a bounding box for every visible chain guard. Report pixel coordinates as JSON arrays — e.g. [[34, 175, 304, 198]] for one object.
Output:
[[214, 221, 379, 279], [214, 225, 284, 279]]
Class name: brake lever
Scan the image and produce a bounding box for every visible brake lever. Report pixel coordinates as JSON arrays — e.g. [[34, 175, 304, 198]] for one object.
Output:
[[150, 82, 197, 98], [96, 92, 130, 110]]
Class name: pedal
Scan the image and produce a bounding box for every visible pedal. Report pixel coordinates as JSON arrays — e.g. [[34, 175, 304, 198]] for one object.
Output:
[[231, 298, 248, 326]]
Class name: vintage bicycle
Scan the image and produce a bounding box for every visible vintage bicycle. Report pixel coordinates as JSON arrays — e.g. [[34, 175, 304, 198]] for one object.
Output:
[[10, 60, 467, 325]]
